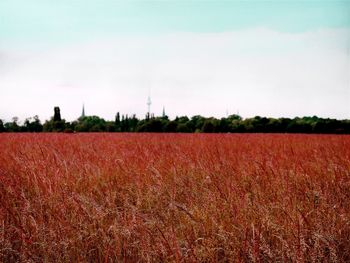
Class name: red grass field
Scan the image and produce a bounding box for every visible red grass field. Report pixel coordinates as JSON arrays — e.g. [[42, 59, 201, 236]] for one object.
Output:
[[0, 133, 350, 262]]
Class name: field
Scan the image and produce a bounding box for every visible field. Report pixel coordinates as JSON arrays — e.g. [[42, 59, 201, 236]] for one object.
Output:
[[0, 133, 350, 262]]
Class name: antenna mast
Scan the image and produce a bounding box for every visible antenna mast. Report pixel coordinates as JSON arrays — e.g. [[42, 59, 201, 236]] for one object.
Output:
[[147, 95, 152, 116], [147, 81, 152, 116]]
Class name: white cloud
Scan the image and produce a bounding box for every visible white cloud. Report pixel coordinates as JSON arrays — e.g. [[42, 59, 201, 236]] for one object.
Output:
[[0, 27, 349, 122]]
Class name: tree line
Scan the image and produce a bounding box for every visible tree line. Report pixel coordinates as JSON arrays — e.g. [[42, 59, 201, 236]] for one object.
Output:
[[1, 107, 349, 134]]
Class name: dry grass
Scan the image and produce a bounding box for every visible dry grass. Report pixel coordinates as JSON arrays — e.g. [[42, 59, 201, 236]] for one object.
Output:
[[0, 133, 349, 262]]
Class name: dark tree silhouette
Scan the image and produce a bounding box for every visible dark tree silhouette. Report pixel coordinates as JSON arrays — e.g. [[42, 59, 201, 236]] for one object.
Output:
[[2, 106, 349, 134]]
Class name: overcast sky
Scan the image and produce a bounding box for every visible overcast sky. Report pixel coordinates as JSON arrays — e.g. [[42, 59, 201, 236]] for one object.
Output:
[[1, 0, 350, 122]]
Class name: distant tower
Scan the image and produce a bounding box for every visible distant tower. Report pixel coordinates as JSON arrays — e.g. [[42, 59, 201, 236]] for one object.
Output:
[[147, 96, 152, 116], [81, 104, 85, 118], [162, 106, 166, 118], [53, 106, 61, 122]]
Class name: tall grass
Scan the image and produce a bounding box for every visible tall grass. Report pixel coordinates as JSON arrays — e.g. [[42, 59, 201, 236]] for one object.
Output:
[[0, 133, 349, 262]]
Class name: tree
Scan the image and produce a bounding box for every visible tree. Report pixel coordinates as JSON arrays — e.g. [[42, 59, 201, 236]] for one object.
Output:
[[2, 106, 350, 134], [75, 116, 107, 132], [105, 122, 116, 132], [176, 123, 191, 133], [164, 121, 178, 132], [8, 117, 20, 132], [227, 114, 242, 121], [129, 114, 139, 132], [202, 120, 215, 133], [0, 119, 5, 132], [137, 118, 164, 132], [188, 115, 205, 132], [219, 118, 230, 133], [115, 112, 121, 131], [266, 118, 281, 133], [43, 107, 67, 132], [24, 115, 43, 132], [3, 118, 19, 132]]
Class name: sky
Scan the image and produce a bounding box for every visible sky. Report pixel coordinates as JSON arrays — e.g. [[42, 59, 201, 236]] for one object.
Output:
[[1, 0, 350, 122]]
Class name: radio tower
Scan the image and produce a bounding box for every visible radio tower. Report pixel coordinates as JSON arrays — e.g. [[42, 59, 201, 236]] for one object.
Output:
[[147, 95, 152, 116]]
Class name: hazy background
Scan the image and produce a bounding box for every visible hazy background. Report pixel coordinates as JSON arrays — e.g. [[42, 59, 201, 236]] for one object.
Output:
[[1, 0, 349, 122]]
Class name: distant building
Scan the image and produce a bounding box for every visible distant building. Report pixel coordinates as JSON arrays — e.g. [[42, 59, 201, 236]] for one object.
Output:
[[81, 104, 85, 118], [147, 96, 152, 116], [53, 106, 61, 122]]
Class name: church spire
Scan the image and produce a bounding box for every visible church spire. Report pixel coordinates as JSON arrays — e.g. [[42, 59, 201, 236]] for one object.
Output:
[[81, 103, 85, 118]]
